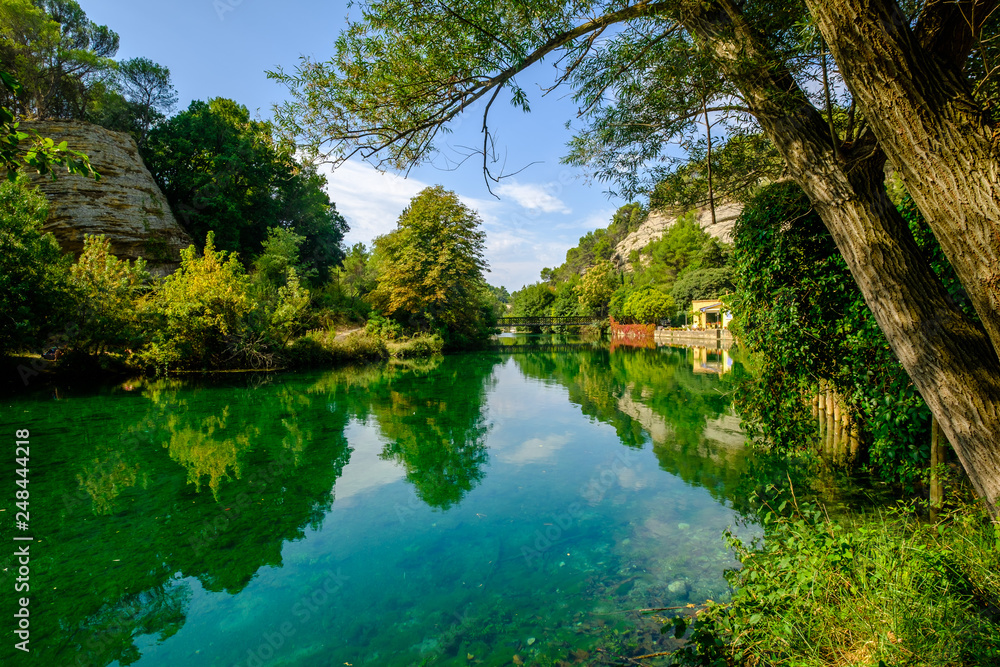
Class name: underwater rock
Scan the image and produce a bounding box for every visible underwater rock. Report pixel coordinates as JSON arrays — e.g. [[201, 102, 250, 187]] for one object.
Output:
[[668, 580, 688, 595]]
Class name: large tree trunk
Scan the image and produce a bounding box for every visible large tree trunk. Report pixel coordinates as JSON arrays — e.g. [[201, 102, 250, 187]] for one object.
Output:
[[679, 0, 1000, 513], [805, 0, 1000, 355]]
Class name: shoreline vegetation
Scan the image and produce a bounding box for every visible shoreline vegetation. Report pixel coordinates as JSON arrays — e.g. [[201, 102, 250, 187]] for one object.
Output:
[[2, 176, 507, 385], [7, 164, 999, 662], [5, 0, 1000, 660]]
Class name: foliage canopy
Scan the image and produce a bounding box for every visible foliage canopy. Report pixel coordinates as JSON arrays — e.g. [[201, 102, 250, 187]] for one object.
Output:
[[369, 185, 493, 344], [144, 98, 349, 280]]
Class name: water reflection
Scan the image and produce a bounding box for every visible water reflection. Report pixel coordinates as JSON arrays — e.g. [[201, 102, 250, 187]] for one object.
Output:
[[3, 343, 752, 666], [513, 345, 747, 504], [691, 346, 735, 376]]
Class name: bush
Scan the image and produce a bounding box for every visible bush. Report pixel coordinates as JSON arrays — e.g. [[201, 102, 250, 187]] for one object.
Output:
[[670, 267, 734, 312], [729, 181, 936, 486], [283, 329, 387, 366], [386, 333, 444, 358], [365, 312, 404, 340], [610, 285, 675, 324], [0, 174, 72, 356], [69, 234, 149, 357], [670, 499, 1000, 666], [137, 233, 255, 369]]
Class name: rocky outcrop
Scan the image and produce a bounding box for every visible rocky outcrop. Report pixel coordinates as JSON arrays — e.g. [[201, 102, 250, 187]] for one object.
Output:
[[613, 201, 742, 269], [20, 120, 192, 274]]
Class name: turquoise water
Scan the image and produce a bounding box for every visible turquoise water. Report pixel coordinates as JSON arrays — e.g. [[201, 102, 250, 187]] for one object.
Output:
[[1, 343, 755, 666]]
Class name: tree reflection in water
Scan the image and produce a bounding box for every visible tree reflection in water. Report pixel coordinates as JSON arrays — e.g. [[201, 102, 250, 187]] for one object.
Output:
[[7, 345, 755, 666]]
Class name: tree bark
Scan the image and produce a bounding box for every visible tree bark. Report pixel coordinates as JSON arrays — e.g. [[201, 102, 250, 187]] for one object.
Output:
[[805, 0, 1000, 356], [679, 0, 1000, 514]]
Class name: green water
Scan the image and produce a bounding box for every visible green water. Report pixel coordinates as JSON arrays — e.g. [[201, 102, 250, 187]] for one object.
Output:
[[1, 343, 756, 666]]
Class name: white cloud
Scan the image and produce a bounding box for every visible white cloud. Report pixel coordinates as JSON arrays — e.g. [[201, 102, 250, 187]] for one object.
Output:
[[316, 161, 586, 290], [483, 233, 568, 289], [496, 432, 573, 465], [494, 180, 572, 214], [320, 160, 429, 244], [557, 207, 617, 231], [320, 160, 502, 246], [331, 421, 404, 502]]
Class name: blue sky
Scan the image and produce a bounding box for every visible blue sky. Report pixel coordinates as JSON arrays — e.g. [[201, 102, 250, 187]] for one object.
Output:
[[80, 0, 628, 291]]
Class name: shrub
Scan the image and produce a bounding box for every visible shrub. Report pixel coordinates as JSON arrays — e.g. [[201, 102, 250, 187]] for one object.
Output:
[[365, 312, 404, 340], [729, 181, 938, 486], [0, 174, 72, 355], [69, 234, 149, 357], [386, 333, 444, 358], [669, 499, 1000, 666], [137, 233, 255, 369], [284, 329, 387, 366], [610, 285, 675, 324]]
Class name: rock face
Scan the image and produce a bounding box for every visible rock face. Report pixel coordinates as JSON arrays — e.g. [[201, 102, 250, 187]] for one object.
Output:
[[612, 201, 742, 269], [21, 120, 192, 274]]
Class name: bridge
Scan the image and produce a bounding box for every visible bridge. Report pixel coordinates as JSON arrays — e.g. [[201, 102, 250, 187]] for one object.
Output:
[[496, 315, 603, 327]]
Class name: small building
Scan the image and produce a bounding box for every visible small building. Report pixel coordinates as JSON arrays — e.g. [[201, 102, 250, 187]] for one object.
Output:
[[690, 299, 733, 329]]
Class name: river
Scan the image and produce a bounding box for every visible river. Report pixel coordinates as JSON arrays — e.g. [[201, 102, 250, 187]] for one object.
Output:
[[1, 339, 758, 666]]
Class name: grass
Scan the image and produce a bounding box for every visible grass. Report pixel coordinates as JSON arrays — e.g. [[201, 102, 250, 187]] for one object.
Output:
[[283, 329, 443, 367], [670, 496, 1000, 666]]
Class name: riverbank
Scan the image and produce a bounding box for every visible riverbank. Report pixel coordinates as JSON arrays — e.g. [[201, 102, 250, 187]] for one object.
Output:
[[668, 491, 1000, 666], [2, 328, 446, 393]]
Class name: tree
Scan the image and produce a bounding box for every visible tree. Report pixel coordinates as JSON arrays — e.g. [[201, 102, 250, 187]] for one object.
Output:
[[649, 132, 784, 211], [253, 226, 311, 287], [550, 273, 585, 322], [611, 285, 674, 324], [250, 227, 312, 345], [333, 242, 376, 299], [576, 259, 618, 315], [138, 232, 253, 369], [544, 203, 648, 285], [639, 212, 712, 286], [670, 267, 734, 312], [144, 98, 348, 279], [368, 185, 491, 343], [2, 69, 96, 179], [113, 57, 177, 147], [510, 282, 554, 316], [268, 0, 1000, 513], [0, 0, 119, 119], [730, 181, 941, 486]]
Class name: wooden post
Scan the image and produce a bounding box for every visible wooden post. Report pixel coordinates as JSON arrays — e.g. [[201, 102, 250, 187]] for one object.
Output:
[[817, 381, 827, 435], [833, 399, 843, 459], [820, 386, 827, 456], [930, 417, 943, 513], [825, 387, 835, 457]]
